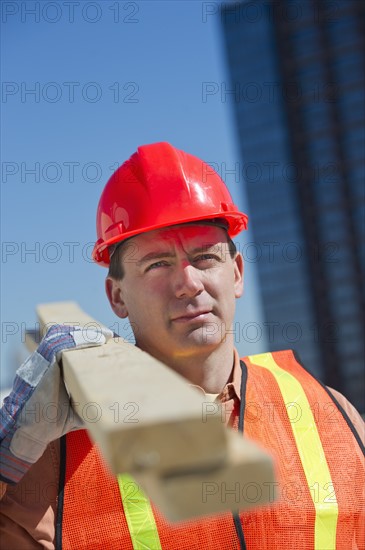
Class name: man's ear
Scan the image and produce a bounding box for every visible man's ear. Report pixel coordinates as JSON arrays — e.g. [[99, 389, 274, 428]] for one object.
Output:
[[105, 277, 129, 319], [234, 252, 244, 298]]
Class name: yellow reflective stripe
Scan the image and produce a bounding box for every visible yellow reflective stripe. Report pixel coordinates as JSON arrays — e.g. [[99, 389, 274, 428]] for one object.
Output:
[[248, 352, 339, 550], [117, 473, 162, 550]]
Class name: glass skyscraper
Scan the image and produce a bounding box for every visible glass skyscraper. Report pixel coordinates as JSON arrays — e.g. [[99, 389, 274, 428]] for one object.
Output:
[[221, 0, 364, 411]]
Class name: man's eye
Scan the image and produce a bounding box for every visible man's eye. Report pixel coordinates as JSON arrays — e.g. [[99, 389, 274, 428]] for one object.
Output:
[[194, 254, 220, 263], [145, 260, 169, 271]]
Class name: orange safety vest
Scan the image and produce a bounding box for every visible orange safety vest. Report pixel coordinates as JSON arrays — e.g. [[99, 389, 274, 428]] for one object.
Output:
[[56, 351, 365, 550]]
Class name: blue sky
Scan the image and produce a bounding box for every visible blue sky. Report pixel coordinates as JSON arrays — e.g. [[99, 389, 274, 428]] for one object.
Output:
[[1, 1, 267, 387]]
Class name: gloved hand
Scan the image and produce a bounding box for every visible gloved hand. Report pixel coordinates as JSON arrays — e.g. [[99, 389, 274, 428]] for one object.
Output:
[[0, 324, 113, 484]]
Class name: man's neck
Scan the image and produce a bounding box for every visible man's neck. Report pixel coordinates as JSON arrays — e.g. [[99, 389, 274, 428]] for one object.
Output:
[[160, 343, 235, 394]]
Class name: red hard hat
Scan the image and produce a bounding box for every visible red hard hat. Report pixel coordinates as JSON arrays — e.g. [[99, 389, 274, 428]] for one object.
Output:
[[93, 142, 248, 266]]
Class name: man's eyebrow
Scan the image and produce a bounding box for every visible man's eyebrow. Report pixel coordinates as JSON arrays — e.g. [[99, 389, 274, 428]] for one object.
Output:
[[190, 243, 222, 254], [136, 244, 223, 265]]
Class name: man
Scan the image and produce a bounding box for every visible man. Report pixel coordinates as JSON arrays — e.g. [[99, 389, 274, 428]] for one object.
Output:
[[1, 142, 364, 549]]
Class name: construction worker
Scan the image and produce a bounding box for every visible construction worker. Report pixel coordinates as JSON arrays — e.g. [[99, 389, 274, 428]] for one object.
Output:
[[0, 142, 364, 549]]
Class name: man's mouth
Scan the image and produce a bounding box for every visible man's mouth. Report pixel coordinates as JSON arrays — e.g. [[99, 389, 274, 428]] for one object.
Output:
[[171, 310, 213, 323]]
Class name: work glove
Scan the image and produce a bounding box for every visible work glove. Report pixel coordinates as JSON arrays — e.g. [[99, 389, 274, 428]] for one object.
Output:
[[0, 324, 113, 484]]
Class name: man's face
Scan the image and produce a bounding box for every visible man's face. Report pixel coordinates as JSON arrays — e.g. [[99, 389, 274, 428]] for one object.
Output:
[[106, 224, 243, 366]]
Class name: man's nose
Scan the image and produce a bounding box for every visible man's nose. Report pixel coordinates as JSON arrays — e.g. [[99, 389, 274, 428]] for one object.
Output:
[[173, 263, 204, 299]]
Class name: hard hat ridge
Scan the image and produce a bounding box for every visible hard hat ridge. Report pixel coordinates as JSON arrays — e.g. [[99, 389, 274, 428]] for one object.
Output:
[[93, 142, 248, 266]]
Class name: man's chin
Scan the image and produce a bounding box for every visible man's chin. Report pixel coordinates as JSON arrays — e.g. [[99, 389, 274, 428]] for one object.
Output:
[[171, 331, 223, 357]]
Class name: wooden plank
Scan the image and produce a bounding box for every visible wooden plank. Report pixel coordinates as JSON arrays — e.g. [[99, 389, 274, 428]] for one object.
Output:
[[60, 341, 228, 474], [138, 429, 276, 521], [34, 301, 275, 520], [36, 302, 228, 474], [36, 301, 103, 332]]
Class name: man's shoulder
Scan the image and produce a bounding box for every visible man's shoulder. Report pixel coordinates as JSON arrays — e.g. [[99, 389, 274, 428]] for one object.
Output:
[[326, 386, 365, 445]]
